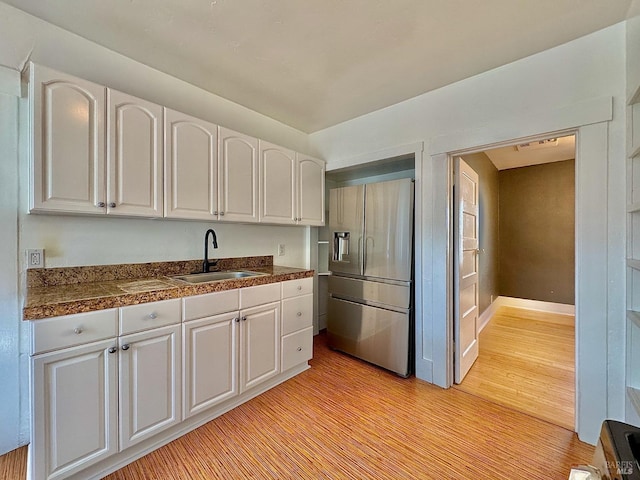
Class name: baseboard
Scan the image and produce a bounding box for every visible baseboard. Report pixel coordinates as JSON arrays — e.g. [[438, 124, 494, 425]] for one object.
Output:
[[478, 296, 575, 333]]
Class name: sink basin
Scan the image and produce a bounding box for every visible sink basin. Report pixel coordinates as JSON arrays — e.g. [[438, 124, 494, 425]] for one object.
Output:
[[171, 270, 268, 284]]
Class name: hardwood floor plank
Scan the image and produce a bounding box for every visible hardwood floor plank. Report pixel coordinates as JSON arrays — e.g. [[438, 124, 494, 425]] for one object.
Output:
[[1, 331, 592, 480], [455, 306, 575, 430]]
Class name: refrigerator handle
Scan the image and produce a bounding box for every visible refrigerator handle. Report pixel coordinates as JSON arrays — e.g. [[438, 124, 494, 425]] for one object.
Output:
[[359, 235, 365, 273]]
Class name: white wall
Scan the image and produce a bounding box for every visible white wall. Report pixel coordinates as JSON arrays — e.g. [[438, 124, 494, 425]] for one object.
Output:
[[0, 3, 314, 454], [310, 23, 627, 444]]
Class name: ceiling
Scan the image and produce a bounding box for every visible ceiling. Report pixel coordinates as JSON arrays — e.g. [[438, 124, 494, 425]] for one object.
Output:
[[2, 0, 636, 133], [485, 135, 576, 170]]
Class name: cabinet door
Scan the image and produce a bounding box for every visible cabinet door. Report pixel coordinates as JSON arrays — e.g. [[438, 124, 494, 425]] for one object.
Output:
[[118, 324, 181, 450], [29, 63, 106, 214], [164, 108, 218, 220], [32, 339, 118, 480], [218, 127, 259, 222], [183, 312, 238, 418], [259, 140, 296, 225], [297, 154, 326, 226], [239, 302, 280, 393], [107, 89, 163, 217]]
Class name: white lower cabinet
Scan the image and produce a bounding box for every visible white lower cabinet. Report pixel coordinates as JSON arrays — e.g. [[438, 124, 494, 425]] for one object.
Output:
[[118, 324, 181, 450], [30, 280, 313, 480], [32, 339, 118, 480]]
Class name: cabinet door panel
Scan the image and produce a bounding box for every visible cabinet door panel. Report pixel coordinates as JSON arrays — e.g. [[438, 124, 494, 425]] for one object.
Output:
[[119, 324, 181, 450], [32, 339, 117, 480], [165, 109, 217, 220], [259, 141, 296, 224], [183, 312, 238, 418], [30, 64, 106, 214], [240, 302, 280, 393], [218, 127, 258, 222], [108, 89, 163, 217], [297, 155, 325, 226]]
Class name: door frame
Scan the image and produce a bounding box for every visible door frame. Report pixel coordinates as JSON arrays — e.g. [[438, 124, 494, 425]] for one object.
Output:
[[425, 96, 614, 444]]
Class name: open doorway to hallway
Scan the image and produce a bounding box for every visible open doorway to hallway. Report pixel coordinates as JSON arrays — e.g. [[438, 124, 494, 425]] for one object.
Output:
[[452, 134, 576, 430]]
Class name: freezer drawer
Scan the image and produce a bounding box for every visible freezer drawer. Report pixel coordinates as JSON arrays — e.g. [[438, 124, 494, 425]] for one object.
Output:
[[327, 297, 410, 377], [329, 275, 410, 310]]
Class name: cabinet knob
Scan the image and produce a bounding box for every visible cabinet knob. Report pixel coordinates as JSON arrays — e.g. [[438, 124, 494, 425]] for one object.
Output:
[[297, 346, 302, 352], [297, 286, 302, 291], [241, 316, 247, 321], [213, 211, 219, 216], [234, 317, 240, 323], [97, 202, 105, 208], [73, 327, 83, 335], [297, 312, 302, 317], [220, 211, 225, 216], [148, 312, 158, 320], [109, 202, 116, 208], [121, 344, 130, 351], [108, 346, 118, 354]]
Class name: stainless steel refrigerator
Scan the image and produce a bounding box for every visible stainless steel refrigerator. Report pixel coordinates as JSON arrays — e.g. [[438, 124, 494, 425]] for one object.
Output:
[[327, 178, 414, 377]]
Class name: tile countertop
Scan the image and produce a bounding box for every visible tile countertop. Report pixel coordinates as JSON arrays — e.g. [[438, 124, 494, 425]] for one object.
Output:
[[24, 256, 314, 320]]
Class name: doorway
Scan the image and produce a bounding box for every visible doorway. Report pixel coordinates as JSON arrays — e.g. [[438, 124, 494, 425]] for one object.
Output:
[[452, 135, 577, 430]]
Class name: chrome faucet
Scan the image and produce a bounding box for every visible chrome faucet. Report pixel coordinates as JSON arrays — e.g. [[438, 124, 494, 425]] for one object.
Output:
[[203, 229, 219, 273]]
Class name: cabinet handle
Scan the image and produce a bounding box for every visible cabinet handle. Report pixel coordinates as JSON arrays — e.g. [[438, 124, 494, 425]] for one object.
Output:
[[297, 312, 302, 317], [297, 286, 302, 291], [148, 312, 158, 320], [297, 346, 302, 352], [108, 346, 118, 354], [108, 202, 116, 208], [97, 202, 105, 208], [241, 316, 247, 321], [73, 327, 83, 335], [214, 211, 219, 216], [220, 212, 225, 216], [234, 317, 240, 323], [121, 344, 130, 351]]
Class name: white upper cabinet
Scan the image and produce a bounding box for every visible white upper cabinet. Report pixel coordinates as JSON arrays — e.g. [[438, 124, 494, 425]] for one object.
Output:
[[107, 90, 163, 217], [29, 63, 106, 214], [164, 108, 218, 220], [296, 154, 325, 226], [218, 127, 259, 222], [259, 140, 297, 225]]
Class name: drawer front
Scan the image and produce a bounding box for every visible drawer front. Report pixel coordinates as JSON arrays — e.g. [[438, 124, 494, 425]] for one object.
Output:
[[282, 277, 313, 299], [120, 298, 181, 335], [281, 294, 313, 336], [183, 289, 239, 321], [281, 327, 313, 372], [240, 282, 281, 309], [32, 309, 118, 355]]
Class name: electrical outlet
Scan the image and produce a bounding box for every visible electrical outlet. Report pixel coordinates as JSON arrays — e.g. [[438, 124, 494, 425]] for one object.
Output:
[[278, 244, 285, 256], [27, 249, 44, 269]]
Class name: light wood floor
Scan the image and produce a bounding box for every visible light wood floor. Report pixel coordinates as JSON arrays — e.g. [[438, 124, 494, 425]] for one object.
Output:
[[455, 306, 575, 430], [1, 331, 591, 480]]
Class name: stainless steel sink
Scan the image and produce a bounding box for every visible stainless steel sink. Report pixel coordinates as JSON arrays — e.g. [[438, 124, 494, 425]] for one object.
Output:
[[171, 270, 267, 284]]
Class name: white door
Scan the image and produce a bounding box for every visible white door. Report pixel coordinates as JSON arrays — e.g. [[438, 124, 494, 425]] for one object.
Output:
[[29, 63, 106, 214], [454, 157, 480, 383], [239, 302, 280, 393], [259, 141, 296, 225], [118, 324, 181, 450], [218, 127, 259, 222], [31, 340, 118, 480], [183, 312, 238, 418], [107, 89, 163, 217], [164, 108, 218, 220], [297, 154, 325, 226]]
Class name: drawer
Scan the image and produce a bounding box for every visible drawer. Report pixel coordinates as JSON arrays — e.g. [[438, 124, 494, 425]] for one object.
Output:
[[183, 289, 239, 321], [281, 294, 313, 336], [32, 309, 118, 355], [120, 298, 181, 335], [240, 282, 281, 309], [281, 327, 313, 372], [282, 277, 313, 299]]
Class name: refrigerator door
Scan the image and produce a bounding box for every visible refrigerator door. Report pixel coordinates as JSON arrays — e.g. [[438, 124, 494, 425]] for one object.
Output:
[[363, 178, 413, 281], [327, 296, 410, 377], [329, 185, 364, 276]]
